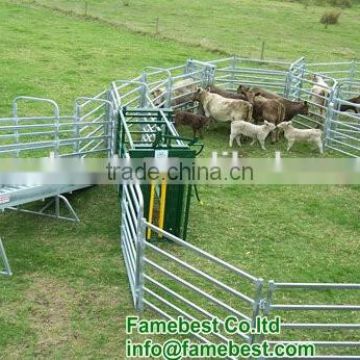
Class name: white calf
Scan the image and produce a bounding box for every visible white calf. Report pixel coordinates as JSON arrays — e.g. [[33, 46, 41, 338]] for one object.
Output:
[[229, 120, 276, 150], [277, 121, 323, 153]]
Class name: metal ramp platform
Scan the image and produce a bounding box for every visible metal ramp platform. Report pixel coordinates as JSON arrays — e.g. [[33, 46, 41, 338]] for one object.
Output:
[[0, 184, 88, 222]]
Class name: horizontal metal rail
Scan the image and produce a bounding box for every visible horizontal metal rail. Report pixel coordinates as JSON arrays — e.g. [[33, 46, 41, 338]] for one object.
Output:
[[146, 222, 258, 283], [273, 283, 360, 290], [144, 287, 245, 350], [144, 257, 251, 321], [146, 241, 255, 305], [270, 304, 360, 311]]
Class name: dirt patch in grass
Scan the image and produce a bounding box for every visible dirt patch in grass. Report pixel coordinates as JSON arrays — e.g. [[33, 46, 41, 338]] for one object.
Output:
[[26, 275, 79, 357]]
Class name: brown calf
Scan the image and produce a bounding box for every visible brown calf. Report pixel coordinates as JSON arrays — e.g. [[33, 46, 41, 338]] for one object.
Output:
[[174, 111, 210, 138]]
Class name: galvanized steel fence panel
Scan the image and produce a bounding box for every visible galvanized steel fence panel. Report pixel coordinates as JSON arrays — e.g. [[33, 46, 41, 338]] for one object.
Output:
[[0, 94, 115, 158], [121, 184, 360, 359], [121, 179, 145, 309], [263, 281, 360, 358], [209, 56, 290, 94]]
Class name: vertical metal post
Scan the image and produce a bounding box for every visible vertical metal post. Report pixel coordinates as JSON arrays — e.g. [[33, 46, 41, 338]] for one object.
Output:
[[297, 60, 306, 100], [135, 217, 146, 312], [165, 77, 172, 108], [184, 59, 193, 75], [250, 278, 264, 344], [324, 101, 335, 149], [348, 60, 356, 94], [0, 238, 12, 276], [257, 280, 275, 360], [230, 55, 237, 90], [140, 73, 148, 108], [207, 64, 216, 88], [120, 110, 126, 157], [74, 102, 81, 156], [54, 105, 60, 156], [121, 196, 127, 252], [284, 69, 292, 99], [12, 102, 20, 157], [105, 92, 112, 157], [285, 57, 305, 99], [55, 196, 60, 218]]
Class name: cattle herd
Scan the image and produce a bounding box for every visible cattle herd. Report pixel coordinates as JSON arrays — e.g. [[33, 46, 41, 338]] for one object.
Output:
[[152, 77, 360, 154]]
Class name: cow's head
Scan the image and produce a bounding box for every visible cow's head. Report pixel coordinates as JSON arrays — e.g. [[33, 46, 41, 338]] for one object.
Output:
[[192, 87, 205, 102], [237, 85, 254, 102], [277, 121, 292, 130], [263, 120, 276, 132], [151, 88, 164, 107], [237, 85, 250, 94], [300, 100, 309, 115]]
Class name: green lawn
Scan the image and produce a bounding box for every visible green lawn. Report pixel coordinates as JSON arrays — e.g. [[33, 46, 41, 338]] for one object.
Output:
[[29, 0, 360, 61], [1, 1, 360, 358]]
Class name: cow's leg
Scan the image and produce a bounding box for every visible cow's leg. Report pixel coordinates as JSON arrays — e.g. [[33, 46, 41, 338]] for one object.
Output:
[[287, 138, 295, 152], [271, 129, 277, 143], [315, 138, 323, 154], [235, 135, 242, 147], [258, 135, 266, 150], [207, 117, 216, 130], [193, 127, 197, 139], [276, 127, 280, 142], [250, 136, 256, 146], [199, 127, 204, 139], [229, 133, 235, 147]]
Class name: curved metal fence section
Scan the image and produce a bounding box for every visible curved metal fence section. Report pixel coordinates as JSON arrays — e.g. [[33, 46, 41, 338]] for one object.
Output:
[[114, 56, 360, 359]]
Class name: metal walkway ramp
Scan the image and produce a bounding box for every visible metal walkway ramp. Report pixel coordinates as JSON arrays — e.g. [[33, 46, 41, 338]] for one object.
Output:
[[0, 184, 89, 222]]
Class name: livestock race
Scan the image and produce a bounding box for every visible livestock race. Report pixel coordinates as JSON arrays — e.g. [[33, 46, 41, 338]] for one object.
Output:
[[0, 1, 360, 359]]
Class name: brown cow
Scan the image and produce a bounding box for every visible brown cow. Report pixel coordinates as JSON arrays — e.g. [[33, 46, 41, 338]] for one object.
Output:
[[240, 87, 309, 123], [339, 95, 360, 113], [192, 88, 253, 124], [240, 91, 285, 142], [174, 111, 210, 138]]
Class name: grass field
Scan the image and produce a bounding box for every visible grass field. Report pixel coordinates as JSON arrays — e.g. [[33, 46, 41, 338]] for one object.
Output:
[[1, 1, 360, 358], [28, 0, 360, 61]]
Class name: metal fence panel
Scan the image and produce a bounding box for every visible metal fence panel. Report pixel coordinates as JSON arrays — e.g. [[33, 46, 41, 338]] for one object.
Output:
[[263, 281, 360, 358]]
